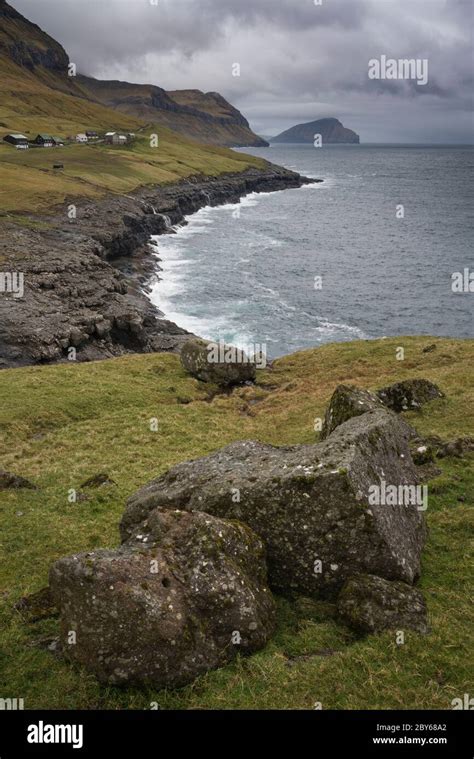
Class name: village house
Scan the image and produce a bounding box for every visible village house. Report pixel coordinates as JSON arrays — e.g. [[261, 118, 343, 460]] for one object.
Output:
[[75, 133, 88, 143], [34, 134, 54, 147], [51, 136, 65, 147], [3, 133, 29, 149], [105, 132, 127, 145], [85, 131, 99, 140]]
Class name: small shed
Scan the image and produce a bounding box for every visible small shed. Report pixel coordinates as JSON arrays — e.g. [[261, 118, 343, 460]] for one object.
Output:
[[3, 133, 29, 148], [75, 133, 88, 143], [34, 134, 54, 147]]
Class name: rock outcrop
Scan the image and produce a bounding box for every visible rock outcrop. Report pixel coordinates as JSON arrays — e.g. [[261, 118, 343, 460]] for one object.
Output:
[[49, 509, 275, 688], [46, 383, 433, 688], [377, 379, 444, 413], [180, 338, 257, 386], [337, 574, 428, 634], [123, 409, 427, 598], [320, 384, 386, 440]]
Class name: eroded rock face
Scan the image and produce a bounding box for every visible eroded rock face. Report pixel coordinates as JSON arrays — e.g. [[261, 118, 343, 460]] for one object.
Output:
[[49, 509, 275, 688], [123, 410, 427, 598], [320, 384, 386, 440], [180, 338, 256, 386], [337, 574, 428, 634], [377, 379, 444, 413]]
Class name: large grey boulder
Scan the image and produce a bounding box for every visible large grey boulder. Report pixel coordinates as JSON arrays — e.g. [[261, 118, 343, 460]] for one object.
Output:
[[123, 409, 427, 598], [337, 574, 428, 634], [320, 384, 386, 440], [377, 379, 444, 413], [49, 509, 275, 688], [180, 338, 256, 386]]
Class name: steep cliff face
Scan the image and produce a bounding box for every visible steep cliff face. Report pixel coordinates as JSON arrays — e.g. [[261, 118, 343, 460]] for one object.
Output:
[[0, 0, 69, 72], [0, 0, 266, 147], [271, 117, 360, 144]]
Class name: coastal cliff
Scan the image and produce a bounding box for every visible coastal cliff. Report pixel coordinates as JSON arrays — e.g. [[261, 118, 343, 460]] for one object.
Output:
[[0, 165, 316, 369]]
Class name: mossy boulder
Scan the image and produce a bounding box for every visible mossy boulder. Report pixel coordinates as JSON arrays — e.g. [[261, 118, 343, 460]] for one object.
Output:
[[320, 384, 386, 439], [124, 409, 427, 599], [49, 510, 275, 688], [180, 338, 256, 386], [337, 573, 428, 634], [377, 379, 444, 413]]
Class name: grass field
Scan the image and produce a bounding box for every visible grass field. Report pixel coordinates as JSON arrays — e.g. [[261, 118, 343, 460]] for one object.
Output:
[[0, 336, 472, 710], [0, 129, 265, 214]]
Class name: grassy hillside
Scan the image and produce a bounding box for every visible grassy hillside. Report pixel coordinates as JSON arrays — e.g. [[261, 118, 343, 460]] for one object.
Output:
[[0, 53, 141, 136], [0, 336, 472, 710], [0, 0, 266, 148], [0, 127, 265, 214]]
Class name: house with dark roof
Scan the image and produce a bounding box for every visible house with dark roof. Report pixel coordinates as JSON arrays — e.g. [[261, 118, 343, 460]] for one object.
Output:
[[3, 133, 29, 148], [34, 134, 54, 147]]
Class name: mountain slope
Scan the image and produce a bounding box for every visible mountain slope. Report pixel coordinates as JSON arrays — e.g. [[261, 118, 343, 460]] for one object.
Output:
[[78, 78, 268, 148], [271, 117, 360, 144], [0, 0, 266, 147]]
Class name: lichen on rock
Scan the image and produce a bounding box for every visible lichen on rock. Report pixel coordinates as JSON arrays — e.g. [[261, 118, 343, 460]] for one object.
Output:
[[337, 573, 429, 634], [49, 509, 275, 688]]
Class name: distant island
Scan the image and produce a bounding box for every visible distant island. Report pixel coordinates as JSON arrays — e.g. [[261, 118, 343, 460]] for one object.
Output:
[[271, 117, 360, 145]]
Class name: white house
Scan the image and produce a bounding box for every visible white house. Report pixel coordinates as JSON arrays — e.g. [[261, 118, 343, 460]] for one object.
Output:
[[75, 134, 88, 143]]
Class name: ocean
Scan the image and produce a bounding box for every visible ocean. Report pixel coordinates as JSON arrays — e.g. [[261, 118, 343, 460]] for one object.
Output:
[[149, 144, 473, 359]]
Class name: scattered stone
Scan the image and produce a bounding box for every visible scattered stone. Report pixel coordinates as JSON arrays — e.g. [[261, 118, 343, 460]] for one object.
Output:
[[436, 437, 474, 459], [15, 587, 58, 623], [80, 473, 117, 489], [123, 409, 427, 598], [50, 510, 275, 688], [180, 338, 256, 386], [0, 470, 37, 490], [422, 344, 437, 353], [320, 384, 386, 439], [410, 435, 474, 460], [337, 574, 429, 634], [377, 379, 444, 413], [411, 443, 436, 466]]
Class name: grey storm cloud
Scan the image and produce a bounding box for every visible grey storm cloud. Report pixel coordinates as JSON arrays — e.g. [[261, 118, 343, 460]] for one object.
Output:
[[10, 0, 474, 143]]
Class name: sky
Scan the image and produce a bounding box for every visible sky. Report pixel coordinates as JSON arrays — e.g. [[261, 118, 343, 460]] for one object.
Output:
[[12, 0, 474, 143]]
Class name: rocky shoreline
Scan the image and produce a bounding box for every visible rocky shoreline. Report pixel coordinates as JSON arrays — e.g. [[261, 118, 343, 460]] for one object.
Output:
[[0, 164, 317, 369]]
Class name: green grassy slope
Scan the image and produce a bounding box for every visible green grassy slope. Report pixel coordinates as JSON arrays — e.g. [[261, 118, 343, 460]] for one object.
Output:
[[0, 336, 472, 709], [0, 126, 266, 214]]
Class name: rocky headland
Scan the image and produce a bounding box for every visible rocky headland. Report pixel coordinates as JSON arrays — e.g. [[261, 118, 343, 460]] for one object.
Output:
[[0, 165, 317, 369]]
